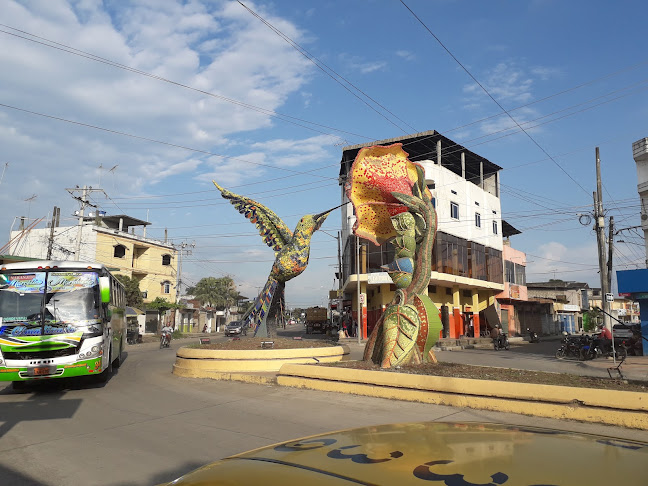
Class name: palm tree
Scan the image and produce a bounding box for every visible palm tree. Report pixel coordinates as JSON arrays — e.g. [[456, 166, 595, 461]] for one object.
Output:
[[186, 276, 239, 310]]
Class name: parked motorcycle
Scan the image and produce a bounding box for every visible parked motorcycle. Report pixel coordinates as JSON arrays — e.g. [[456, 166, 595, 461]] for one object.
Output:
[[555, 334, 581, 360], [578, 335, 597, 361], [160, 331, 172, 349], [493, 334, 510, 351], [574, 334, 628, 361], [527, 328, 540, 343]]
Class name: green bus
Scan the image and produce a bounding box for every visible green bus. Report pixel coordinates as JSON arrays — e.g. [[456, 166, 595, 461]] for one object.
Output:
[[0, 261, 126, 389]]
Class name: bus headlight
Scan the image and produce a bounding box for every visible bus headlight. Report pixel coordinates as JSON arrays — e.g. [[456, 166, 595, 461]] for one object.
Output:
[[77, 345, 102, 361]]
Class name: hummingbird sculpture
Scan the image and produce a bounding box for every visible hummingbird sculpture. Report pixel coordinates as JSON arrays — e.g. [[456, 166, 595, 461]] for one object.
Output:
[[213, 181, 334, 338]]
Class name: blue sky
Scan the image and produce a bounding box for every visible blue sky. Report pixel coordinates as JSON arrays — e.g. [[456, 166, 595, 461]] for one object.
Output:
[[1, 0, 647, 307]]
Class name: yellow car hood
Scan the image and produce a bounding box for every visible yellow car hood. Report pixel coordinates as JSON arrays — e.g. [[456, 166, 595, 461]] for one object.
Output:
[[163, 422, 648, 485]]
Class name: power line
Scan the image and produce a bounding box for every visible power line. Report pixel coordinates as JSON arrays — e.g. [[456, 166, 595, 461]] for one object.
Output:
[[237, 1, 416, 135], [0, 102, 339, 182], [0, 24, 372, 143], [399, 0, 591, 197]]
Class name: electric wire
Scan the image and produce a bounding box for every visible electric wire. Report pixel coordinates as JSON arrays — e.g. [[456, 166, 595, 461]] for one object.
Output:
[[399, 0, 592, 197]]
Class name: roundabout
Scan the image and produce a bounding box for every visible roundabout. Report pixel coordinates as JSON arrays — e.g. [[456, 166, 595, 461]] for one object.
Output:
[[172, 338, 350, 379]]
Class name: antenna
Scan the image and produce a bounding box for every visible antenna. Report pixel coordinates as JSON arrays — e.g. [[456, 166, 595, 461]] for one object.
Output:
[[108, 164, 118, 190], [0, 162, 8, 186], [24, 194, 37, 220], [98, 163, 104, 187]]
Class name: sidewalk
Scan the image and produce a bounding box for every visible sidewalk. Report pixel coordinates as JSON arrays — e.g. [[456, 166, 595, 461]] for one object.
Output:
[[580, 355, 648, 382]]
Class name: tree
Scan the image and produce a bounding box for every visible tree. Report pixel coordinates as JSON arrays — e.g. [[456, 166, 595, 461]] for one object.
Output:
[[115, 274, 143, 307], [583, 308, 601, 332], [186, 276, 240, 310], [146, 297, 178, 314]]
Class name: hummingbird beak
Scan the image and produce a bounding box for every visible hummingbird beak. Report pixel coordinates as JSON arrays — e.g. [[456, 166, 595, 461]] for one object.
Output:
[[312, 210, 331, 231], [312, 202, 347, 231]]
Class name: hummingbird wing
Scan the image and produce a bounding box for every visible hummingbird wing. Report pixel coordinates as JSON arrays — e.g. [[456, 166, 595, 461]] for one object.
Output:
[[213, 181, 293, 251]]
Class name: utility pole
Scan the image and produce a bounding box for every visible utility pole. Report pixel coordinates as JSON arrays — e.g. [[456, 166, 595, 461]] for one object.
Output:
[[337, 231, 342, 290], [66, 186, 105, 261], [46, 206, 60, 260], [74, 186, 89, 261], [356, 235, 362, 344], [173, 241, 195, 303], [607, 216, 614, 293], [593, 147, 611, 332]]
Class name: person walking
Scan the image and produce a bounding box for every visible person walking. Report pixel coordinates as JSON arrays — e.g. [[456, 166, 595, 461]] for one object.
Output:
[[342, 321, 349, 338]]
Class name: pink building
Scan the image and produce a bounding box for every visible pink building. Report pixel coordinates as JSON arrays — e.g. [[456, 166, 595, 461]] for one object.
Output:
[[496, 241, 528, 336]]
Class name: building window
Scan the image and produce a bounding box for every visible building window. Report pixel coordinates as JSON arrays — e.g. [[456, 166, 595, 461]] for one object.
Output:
[[432, 231, 468, 278], [515, 263, 526, 286], [475, 212, 481, 228], [163, 281, 171, 294], [450, 202, 459, 220], [505, 260, 515, 283], [162, 254, 171, 266], [114, 244, 126, 258], [468, 241, 487, 281], [493, 221, 498, 234], [486, 247, 503, 284]]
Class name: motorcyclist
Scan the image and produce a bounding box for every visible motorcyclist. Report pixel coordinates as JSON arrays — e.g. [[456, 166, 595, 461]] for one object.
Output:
[[490, 325, 504, 348], [595, 324, 612, 354], [161, 324, 174, 346]]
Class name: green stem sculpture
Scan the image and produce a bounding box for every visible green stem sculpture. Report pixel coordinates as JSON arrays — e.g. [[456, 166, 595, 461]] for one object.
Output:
[[346, 144, 442, 368]]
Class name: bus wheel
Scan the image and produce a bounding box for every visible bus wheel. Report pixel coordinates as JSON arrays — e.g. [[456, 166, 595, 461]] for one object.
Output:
[[113, 341, 123, 369], [96, 347, 114, 383]]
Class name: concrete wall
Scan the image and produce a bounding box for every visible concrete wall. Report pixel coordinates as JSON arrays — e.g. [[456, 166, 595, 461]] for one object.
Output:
[[10, 225, 98, 261], [96, 229, 177, 303], [420, 161, 503, 251]]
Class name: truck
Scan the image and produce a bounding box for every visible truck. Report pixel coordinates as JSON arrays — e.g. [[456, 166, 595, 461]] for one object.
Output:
[[305, 306, 332, 334]]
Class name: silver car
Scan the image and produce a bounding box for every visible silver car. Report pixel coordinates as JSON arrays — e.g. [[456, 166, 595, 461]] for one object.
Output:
[[224, 321, 246, 336]]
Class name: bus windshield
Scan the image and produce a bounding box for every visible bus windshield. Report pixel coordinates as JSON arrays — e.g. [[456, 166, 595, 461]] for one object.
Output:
[[0, 271, 100, 334]]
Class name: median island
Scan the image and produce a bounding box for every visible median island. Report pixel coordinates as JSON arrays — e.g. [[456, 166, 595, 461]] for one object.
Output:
[[322, 360, 647, 392], [187, 337, 338, 350]]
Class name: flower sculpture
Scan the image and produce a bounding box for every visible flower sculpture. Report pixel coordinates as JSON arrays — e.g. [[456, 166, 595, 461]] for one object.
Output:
[[347, 144, 442, 368]]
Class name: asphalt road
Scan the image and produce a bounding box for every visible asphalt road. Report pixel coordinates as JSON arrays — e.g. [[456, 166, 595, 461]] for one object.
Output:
[[1, 334, 647, 486]]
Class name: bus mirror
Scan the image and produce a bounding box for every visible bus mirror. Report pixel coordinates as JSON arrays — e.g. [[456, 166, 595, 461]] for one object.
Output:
[[99, 276, 111, 304]]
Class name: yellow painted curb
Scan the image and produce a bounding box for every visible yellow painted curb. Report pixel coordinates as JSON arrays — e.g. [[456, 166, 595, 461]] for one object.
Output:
[[177, 344, 348, 360], [173, 364, 276, 384], [278, 364, 648, 411], [276, 364, 648, 430], [172, 345, 349, 374]]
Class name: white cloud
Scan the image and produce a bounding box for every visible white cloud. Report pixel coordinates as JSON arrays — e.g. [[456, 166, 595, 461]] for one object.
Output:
[[526, 241, 600, 285], [396, 50, 415, 61], [461, 61, 563, 137], [0, 0, 317, 232], [338, 53, 387, 75]]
